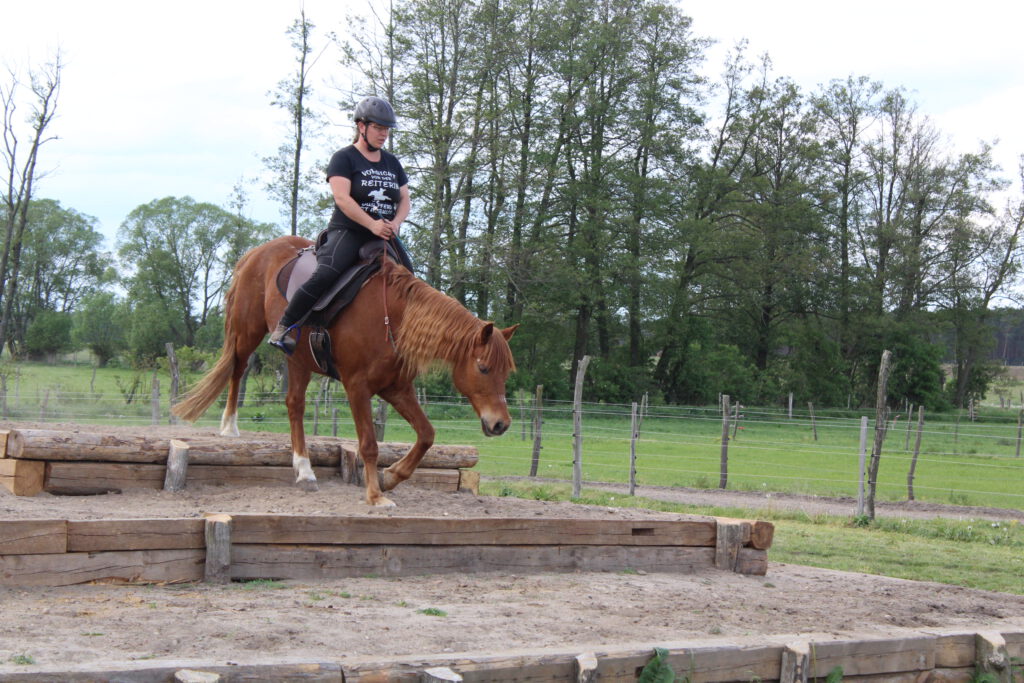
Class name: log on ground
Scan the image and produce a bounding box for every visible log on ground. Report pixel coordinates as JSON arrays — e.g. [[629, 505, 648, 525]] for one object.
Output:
[[4, 427, 478, 469]]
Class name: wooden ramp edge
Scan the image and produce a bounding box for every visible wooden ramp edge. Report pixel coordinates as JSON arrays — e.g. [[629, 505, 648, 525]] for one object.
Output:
[[0, 514, 773, 586], [0, 630, 1019, 683]]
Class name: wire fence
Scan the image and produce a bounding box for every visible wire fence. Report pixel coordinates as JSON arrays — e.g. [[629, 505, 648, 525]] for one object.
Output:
[[2, 381, 1023, 511]]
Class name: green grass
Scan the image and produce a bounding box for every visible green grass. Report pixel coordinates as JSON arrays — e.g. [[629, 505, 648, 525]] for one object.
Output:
[[4, 360, 1024, 510], [483, 481, 1024, 595]]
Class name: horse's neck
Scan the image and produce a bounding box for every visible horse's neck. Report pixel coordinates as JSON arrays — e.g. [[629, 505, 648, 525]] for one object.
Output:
[[395, 281, 477, 369]]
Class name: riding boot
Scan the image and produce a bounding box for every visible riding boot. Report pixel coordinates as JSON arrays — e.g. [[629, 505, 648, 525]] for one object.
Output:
[[268, 322, 298, 355]]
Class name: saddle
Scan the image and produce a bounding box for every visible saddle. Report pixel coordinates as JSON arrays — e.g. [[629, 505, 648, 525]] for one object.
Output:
[[274, 237, 407, 380]]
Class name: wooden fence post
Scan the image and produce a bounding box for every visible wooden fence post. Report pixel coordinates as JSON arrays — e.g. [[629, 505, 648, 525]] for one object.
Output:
[[719, 394, 730, 489], [629, 402, 639, 496], [150, 373, 160, 425], [530, 384, 543, 477], [856, 416, 868, 517], [866, 349, 893, 520], [907, 406, 924, 500], [807, 402, 817, 441], [1016, 408, 1023, 458], [374, 398, 387, 441], [165, 342, 179, 424], [904, 403, 914, 450], [572, 356, 591, 498]]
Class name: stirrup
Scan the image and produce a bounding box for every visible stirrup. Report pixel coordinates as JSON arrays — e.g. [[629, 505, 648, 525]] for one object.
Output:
[[269, 324, 301, 356]]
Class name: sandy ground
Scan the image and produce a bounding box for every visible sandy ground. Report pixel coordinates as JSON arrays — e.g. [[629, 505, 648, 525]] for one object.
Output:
[[2, 422, 1024, 675]]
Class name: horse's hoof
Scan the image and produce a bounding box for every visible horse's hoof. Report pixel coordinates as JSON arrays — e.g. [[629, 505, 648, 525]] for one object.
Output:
[[297, 478, 319, 492], [369, 496, 396, 508], [379, 470, 398, 491]]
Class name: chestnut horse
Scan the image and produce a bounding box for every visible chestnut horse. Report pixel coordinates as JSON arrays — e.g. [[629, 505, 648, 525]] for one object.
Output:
[[172, 235, 517, 507]]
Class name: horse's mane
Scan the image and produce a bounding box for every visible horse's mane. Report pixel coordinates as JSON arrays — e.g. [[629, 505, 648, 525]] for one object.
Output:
[[386, 266, 515, 379]]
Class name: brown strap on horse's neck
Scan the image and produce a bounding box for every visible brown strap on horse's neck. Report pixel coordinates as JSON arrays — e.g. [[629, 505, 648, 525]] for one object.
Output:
[[382, 243, 397, 351]]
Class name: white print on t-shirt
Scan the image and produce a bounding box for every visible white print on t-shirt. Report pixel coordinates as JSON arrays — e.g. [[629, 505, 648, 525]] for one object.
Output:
[[360, 168, 400, 190], [368, 188, 388, 202]]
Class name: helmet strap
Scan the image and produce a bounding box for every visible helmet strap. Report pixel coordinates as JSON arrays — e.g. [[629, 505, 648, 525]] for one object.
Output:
[[360, 123, 380, 153]]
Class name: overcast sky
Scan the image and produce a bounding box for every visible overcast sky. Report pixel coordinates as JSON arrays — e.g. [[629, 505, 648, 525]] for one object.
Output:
[[2, 0, 1021, 248]]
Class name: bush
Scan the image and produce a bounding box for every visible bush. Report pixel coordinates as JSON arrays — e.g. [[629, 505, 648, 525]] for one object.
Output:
[[24, 310, 73, 361]]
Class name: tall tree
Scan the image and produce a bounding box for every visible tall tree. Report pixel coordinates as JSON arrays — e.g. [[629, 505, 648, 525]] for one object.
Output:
[[264, 9, 326, 237], [117, 196, 273, 351], [0, 52, 62, 356]]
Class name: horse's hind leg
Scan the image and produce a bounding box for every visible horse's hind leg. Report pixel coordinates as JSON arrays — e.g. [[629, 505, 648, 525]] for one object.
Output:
[[219, 336, 263, 437], [286, 360, 318, 491], [378, 384, 435, 492]]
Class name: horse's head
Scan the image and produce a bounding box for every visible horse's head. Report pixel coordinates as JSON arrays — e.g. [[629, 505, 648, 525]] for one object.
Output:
[[452, 322, 518, 436]]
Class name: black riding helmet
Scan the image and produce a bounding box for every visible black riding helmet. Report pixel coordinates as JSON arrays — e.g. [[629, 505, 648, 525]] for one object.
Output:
[[354, 96, 398, 128]]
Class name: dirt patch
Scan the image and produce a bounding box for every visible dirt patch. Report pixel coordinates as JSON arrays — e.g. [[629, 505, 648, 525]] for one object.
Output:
[[2, 421, 1024, 675]]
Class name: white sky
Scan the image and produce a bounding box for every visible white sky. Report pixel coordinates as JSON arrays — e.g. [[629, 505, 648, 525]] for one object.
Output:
[[2, 0, 1021, 248]]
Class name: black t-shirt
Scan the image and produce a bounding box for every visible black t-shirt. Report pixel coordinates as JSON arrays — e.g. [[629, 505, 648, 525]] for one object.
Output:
[[325, 145, 409, 232]]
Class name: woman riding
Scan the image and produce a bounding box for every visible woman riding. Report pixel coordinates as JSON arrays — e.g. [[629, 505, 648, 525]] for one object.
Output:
[[268, 95, 412, 351]]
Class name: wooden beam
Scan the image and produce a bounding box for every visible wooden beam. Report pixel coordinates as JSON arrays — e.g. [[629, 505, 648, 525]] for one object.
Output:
[[228, 515, 717, 547], [0, 458, 45, 496], [68, 519, 204, 552], [44, 461, 462, 495], [0, 548, 204, 586], [229, 544, 715, 580], [5, 427, 478, 469], [808, 636, 935, 678], [0, 428, 13, 458], [0, 519, 67, 555], [204, 514, 233, 584], [715, 520, 744, 571], [715, 516, 775, 549]]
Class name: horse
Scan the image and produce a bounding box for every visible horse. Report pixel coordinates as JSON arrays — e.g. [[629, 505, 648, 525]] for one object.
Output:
[[172, 235, 517, 507]]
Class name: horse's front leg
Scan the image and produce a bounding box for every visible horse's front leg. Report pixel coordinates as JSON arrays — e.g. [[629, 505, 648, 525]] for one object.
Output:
[[347, 387, 393, 507], [378, 384, 434, 492], [286, 362, 318, 491]]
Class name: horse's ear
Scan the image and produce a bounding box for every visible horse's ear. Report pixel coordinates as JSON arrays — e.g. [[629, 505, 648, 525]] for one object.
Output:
[[478, 322, 495, 345], [501, 324, 519, 341]]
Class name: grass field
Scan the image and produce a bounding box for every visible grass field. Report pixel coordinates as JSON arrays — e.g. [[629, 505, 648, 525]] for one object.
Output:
[[2, 359, 1023, 511]]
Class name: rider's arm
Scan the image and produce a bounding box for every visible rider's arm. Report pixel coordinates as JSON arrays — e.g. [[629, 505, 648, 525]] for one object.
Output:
[[388, 184, 410, 233], [329, 175, 389, 238]]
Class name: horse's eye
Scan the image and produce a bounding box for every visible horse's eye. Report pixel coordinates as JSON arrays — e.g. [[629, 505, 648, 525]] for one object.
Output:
[[477, 362, 490, 375]]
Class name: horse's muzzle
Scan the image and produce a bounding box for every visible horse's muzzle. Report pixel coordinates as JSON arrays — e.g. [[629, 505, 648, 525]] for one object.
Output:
[[481, 418, 508, 437]]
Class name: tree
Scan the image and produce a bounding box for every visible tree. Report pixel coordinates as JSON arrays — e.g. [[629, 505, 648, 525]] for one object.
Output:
[[117, 196, 273, 355], [0, 52, 62, 356], [264, 8, 327, 237], [72, 292, 128, 367], [24, 309, 72, 361]]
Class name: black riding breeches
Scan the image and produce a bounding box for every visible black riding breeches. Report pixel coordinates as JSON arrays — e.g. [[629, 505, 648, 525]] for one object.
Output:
[[280, 228, 369, 327], [279, 228, 412, 327]]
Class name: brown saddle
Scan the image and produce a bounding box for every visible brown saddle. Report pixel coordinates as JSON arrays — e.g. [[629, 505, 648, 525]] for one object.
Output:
[[275, 239, 399, 325]]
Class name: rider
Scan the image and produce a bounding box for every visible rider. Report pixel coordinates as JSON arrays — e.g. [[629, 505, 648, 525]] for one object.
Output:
[[268, 96, 412, 351]]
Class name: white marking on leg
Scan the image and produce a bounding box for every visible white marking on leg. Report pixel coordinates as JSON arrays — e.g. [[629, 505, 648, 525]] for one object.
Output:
[[219, 411, 239, 437], [292, 452, 317, 486]]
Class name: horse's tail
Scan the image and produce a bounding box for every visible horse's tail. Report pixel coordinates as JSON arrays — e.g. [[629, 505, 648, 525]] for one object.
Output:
[[171, 272, 245, 423]]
